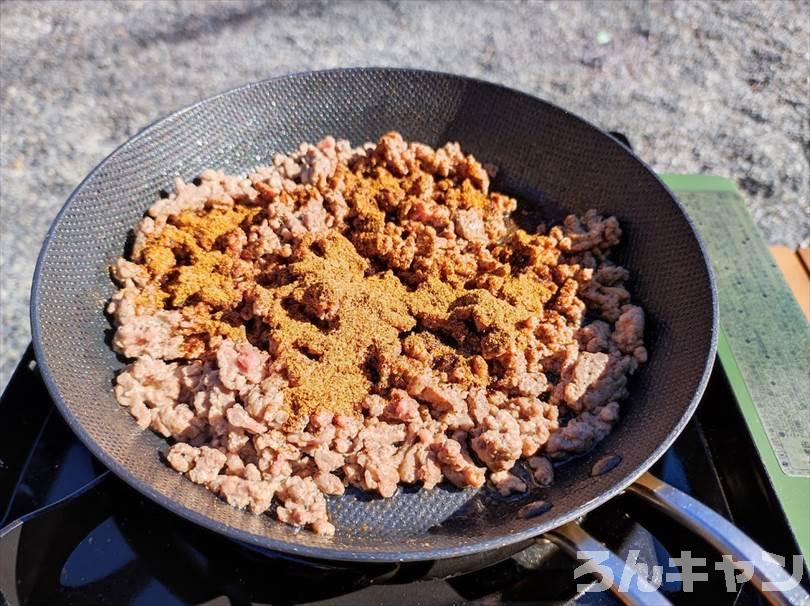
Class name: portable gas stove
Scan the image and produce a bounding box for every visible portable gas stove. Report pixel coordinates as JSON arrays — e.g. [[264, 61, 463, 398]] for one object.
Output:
[[1, 163, 808, 605]]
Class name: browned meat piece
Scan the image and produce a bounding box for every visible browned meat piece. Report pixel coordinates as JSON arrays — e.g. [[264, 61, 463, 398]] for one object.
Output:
[[470, 410, 523, 472], [612, 305, 648, 363], [211, 475, 278, 514], [527, 456, 555, 486], [551, 352, 631, 413], [347, 421, 406, 497], [546, 401, 620, 457], [454, 209, 488, 243], [578, 320, 613, 353], [490, 470, 527, 496], [313, 471, 345, 496], [276, 476, 335, 536], [551, 210, 621, 253], [165, 442, 200, 473], [115, 357, 185, 429], [166, 443, 227, 486], [435, 438, 486, 489], [398, 431, 444, 489]]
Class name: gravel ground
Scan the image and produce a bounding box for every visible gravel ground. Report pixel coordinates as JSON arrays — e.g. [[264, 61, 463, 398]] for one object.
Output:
[[1, 0, 808, 389]]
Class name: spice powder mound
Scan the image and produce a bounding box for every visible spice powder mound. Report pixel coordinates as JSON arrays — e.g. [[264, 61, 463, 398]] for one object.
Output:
[[253, 231, 415, 420], [109, 132, 647, 536]]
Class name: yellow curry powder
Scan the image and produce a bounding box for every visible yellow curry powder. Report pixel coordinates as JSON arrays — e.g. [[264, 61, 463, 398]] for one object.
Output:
[[131, 163, 561, 420]]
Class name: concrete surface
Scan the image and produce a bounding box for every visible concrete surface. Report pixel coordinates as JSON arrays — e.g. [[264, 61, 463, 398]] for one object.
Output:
[[1, 0, 808, 390]]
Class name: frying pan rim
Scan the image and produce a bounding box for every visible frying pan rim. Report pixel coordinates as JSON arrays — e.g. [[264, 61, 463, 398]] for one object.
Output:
[[29, 66, 719, 562]]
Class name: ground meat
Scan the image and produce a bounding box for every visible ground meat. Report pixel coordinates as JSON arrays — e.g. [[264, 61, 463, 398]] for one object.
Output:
[[551, 351, 631, 413], [527, 456, 555, 486], [551, 210, 621, 254], [211, 475, 278, 514], [151, 404, 202, 440], [546, 401, 621, 457], [383, 389, 421, 422], [111, 258, 149, 287], [216, 340, 268, 393], [419, 383, 467, 415], [313, 447, 344, 473], [347, 421, 406, 497], [226, 404, 267, 435], [313, 471, 345, 496], [554, 279, 586, 324], [470, 409, 523, 472], [454, 209, 488, 243], [188, 447, 228, 485], [398, 429, 443, 489], [435, 437, 486, 489], [166, 444, 227, 485], [612, 305, 648, 363], [111, 133, 646, 536], [276, 476, 335, 536], [506, 396, 558, 457], [115, 357, 184, 429], [165, 442, 199, 473], [578, 267, 632, 322], [467, 388, 490, 425], [147, 170, 257, 221], [578, 320, 613, 353], [112, 311, 185, 359], [490, 470, 527, 496], [242, 378, 286, 424]]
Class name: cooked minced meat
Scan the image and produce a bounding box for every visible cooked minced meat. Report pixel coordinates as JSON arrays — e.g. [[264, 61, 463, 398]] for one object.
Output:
[[109, 132, 646, 535]]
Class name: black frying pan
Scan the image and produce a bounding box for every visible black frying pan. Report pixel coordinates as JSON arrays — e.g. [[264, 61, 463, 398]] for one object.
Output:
[[28, 69, 805, 605]]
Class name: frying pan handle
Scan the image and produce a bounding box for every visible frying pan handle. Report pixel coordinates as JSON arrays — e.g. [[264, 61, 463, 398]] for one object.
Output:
[[546, 522, 673, 606], [629, 473, 810, 606]]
